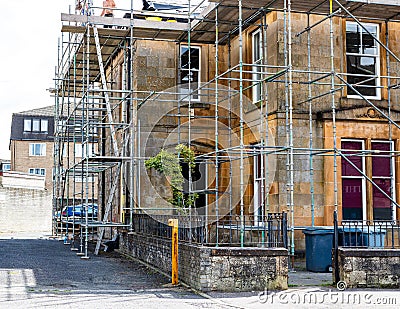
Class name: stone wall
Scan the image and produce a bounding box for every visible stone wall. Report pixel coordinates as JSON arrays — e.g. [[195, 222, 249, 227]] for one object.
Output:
[[120, 231, 288, 292], [335, 248, 400, 288]]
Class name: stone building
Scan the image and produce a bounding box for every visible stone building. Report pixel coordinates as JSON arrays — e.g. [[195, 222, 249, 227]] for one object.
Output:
[[54, 0, 400, 290]]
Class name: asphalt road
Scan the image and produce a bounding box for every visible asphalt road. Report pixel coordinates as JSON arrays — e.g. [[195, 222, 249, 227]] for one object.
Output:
[[0, 237, 228, 308], [0, 235, 399, 309]]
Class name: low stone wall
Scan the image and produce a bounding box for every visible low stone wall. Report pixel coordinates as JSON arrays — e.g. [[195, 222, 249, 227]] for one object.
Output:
[[335, 248, 400, 288], [120, 231, 288, 292]]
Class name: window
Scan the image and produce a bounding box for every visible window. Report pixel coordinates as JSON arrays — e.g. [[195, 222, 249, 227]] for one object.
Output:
[[24, 119, 31, 131], [24, 118, 49, 132], [32, 119, 40, 132], [2, 163, 10, 171], [252, 29, 262, 104], [29, 143, 46, 156], [371, 141, 395, 220], [74, 143, 95, 158], [341, 139, 395, 220], [253, 153, 265, 225], [74, 176, 95, 183], [179, 46, 200, 101], [341, 140, 366, 220], [41, 119, 48, 132], [346, 22, 380, 99], [28, 168, 45, 176]]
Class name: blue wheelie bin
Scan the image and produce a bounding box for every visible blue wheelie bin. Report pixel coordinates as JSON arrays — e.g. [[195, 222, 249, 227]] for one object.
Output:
[[303, 227, 334, 272]]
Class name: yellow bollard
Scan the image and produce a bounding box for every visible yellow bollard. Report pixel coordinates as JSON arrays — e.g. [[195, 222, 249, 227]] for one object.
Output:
[[168, 218, 178, 285]]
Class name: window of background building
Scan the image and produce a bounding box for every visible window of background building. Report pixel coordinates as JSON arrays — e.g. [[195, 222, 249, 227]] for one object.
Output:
[[346, 21, 380, 99], [41, 119, 48, 132], [24, 119, 31, 131], [74, 176, 95, 183], [341, 139, 394, 220], [28, 168, 45, 176], [179, 45, 201, 101], [29, 143, 46, 156], [32, 119, 40, 132], [24, 118, 49, 133], [2, 164, 10, 171], [74, 143, 95, 158]]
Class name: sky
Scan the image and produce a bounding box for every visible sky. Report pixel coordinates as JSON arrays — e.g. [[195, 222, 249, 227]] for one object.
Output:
[[0, 0, 206, 160], [0, 0, 145, 160]]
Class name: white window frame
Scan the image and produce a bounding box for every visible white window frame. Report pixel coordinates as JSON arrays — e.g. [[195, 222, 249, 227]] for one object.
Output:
[[41, 119, 48, 132], [24, 119, 32, 132], [29, 143, 46, 156], [57, 119, 66, 134], [74, 176, 95, 183], [28, 168, 45, 176], [32, 119, 40, 132], [74, 143, 95, 158], [253, 152, 265, 226], [24, 118, 48, 132], [252, 29, 263, 104], [179, 45, 201, 102], [371, 140, 396, 220], [346, 21, 381, 100], [341, 139, 367, 221]]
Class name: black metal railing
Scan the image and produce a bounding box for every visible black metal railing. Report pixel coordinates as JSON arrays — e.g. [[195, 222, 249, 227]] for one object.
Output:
[[333, 210, 400, 283], [333, 211, 400, 249], [131, 211, 288, 248]]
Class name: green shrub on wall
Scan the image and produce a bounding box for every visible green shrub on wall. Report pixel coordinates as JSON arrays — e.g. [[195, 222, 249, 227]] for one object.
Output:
[[145, 144, 198, 213]]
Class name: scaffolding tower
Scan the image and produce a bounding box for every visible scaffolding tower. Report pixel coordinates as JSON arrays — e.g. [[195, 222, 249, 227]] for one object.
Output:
[[53, 0, 400, 260]]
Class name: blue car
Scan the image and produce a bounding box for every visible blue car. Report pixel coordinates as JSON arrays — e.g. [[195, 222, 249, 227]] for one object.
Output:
[[56, 203, 98, 219]]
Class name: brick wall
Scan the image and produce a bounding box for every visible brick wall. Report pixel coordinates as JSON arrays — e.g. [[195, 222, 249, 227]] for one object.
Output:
[[120, 231, 288, 292], [0, 186, 52, 234], [10, 140, 54, 190]]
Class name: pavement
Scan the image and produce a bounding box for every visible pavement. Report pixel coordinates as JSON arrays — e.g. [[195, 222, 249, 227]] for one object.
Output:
[[0, 233, 399, 308]]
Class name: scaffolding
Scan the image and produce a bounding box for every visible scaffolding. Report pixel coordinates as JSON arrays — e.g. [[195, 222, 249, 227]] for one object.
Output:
[[53, 0, 400, 261]]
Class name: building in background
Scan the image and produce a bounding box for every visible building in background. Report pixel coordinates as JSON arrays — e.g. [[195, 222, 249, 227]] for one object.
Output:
[[9, 106, 55, 189], [0, 159, 10, 176], [9, 106, 98, 200]]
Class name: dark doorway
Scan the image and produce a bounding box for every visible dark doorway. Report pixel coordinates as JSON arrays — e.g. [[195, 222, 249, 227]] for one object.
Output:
[[181, 159, 207, 214]]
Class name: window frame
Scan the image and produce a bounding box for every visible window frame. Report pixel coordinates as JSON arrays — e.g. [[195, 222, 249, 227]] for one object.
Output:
[[24, 119, 32, 132], [253, 151, 265, 226], [74, 143, 95, 158], [23, 118, 49, 133], [32, 119, 40, 132], [371, 140, 396, 220], [341, 139, 396, 221], [74, 176, 95, 183], [345, 21, 381, 100], [179, 45, 201, 102], [341, 139, 367, 221], [28, 168, 46, 176], [29, 143, 46, 156], [252, 28, 263, 104], [41, 119, 48, 132]]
